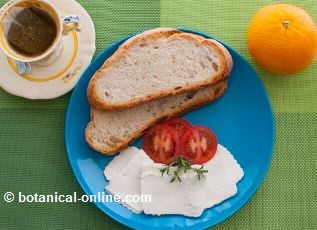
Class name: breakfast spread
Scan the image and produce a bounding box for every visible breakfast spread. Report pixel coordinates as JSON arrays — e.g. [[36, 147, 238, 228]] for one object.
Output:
[[0, 0, 313, 228], [83, 27, 245, 218]]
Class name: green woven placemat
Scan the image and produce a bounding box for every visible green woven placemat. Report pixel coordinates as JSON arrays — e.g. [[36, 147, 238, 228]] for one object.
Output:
[[0, 0, 316, 229]]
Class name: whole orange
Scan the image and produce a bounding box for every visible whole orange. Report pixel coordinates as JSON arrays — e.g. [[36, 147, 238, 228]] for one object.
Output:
[[247, 4, 317, 75]]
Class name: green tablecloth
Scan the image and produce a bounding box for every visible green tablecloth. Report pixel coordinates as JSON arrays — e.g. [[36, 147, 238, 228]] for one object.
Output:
[[1, 0, 316, 229]]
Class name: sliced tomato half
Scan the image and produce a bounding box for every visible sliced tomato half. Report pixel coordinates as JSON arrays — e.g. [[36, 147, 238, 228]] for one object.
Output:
[[180, 126, 218, 164], [142, 124, 180, 164]]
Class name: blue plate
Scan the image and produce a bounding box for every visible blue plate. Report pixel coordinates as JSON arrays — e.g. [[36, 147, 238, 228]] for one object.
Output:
[[65, 29, 274, 230]]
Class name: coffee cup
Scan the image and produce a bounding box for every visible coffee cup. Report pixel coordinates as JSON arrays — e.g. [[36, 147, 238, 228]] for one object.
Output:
[[0, 0, 79, 74]]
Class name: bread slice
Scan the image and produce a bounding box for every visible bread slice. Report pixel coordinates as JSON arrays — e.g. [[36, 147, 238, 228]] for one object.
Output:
[[87, 28, 231, 111], [85, 80, 227, 155]]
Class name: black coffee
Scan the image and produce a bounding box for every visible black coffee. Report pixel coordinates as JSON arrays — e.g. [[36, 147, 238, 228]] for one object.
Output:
[[7, 7, 57, 56]]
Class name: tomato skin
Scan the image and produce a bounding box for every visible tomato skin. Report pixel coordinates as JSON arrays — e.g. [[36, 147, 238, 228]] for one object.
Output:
[[143, 118, 218, 165], [164, 118, 192, 135], [143, 124, 180, 164], [180, 126, 218, 164]]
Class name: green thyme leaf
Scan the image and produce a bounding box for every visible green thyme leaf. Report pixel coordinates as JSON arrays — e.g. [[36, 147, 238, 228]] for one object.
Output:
[[160, 168, 165, 176], [159, 156, 209, 183]]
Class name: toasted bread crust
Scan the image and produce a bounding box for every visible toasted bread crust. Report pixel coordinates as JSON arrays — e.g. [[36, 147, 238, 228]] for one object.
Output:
[[207, 39, 233, 76], [87, 28, 231, 111], [85, 80, 227, 155]]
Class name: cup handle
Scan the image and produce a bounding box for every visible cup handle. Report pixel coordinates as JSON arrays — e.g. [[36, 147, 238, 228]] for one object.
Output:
[[62, 15, 80, 35]]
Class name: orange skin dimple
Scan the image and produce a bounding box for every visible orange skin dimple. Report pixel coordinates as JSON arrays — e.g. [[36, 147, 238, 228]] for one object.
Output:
[[247, 4, 317, 75]]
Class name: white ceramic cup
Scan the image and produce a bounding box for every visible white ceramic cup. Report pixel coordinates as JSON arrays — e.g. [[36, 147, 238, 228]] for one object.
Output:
[[0, 0, 79, 73]]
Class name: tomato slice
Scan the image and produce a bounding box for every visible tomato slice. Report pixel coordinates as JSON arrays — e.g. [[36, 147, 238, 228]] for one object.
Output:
[[143, 124, 180, 164], [180, 126, 218, 164], [164, 118, 192, 135]]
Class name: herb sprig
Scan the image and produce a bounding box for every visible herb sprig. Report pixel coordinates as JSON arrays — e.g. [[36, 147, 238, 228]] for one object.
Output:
[[159, 156, 208, 183]]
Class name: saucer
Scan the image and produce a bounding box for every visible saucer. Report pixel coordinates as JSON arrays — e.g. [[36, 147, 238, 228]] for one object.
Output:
[[0, 0, 96, 99]]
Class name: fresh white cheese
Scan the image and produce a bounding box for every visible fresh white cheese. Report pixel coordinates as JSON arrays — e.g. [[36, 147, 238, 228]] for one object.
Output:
[[104, 146, 140, 181], [141, 144, 243, 217], [210, 145, 244, 184], [188, 146, 242, 214], [141, 164, 207, 217], [104, 147, 152, 213], [104, 144, 244, 217]]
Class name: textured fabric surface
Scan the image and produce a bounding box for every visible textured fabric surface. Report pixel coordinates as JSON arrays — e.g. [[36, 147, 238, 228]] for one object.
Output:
[[0, 0, 316, 229]]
